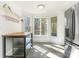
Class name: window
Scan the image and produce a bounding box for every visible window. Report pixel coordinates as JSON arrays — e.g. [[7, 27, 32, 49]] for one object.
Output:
[[34, 18, 40, 35], [41, 18, 47, 35], [34, 17, 48, 35], [51, 17, 57, 36], [23, 16, 57, 36], [23, 17, 30, 32]]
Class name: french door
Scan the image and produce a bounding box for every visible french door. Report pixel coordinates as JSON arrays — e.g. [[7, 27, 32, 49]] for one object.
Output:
[[33, 17, 48, 35]]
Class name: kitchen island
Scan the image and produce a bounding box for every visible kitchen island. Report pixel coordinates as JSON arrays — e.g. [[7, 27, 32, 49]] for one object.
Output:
[[2, 32, 33, 58]]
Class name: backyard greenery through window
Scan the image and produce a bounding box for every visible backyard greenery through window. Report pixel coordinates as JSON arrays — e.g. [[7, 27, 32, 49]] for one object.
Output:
[[41, 18, 47, 35], [24, 17, 57, 36], [34, 18, 47, 35], [34, 18, 40, 35], [23, 17, 30, 32], [51, 17, 57, 36]]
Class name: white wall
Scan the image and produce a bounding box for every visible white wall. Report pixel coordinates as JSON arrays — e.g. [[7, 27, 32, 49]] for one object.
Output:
[[33, 11, 65, 45], [0, 10, 21, 57], [70, 46, 79, 59], [22, 11, 65, 45], [20, 2, 66, 45], [56, 11, 65, 45], [24, 11, 65, 45]]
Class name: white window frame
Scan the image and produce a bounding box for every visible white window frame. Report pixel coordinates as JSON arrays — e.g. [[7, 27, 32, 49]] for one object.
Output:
[[33, 17, 48, 36], [50, 16, 57, 36]]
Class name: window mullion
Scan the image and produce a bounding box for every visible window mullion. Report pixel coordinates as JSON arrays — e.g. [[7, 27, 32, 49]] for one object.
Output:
[[33, 17, 34, 35], [40, 18, 41, 35]]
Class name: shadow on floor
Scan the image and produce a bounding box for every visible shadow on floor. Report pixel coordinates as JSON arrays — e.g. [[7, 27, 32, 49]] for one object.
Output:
[[27, 43, 64, 58]]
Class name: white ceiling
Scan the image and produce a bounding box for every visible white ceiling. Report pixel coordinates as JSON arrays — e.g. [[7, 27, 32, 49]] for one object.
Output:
[[6, 1, 78, 16]]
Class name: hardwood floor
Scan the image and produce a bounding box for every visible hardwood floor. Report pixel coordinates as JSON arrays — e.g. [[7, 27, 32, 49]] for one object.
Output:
[[27, 42, 64, 58]]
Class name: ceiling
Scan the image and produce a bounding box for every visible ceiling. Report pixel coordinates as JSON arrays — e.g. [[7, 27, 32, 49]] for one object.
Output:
[[6, 1, 78, 16]]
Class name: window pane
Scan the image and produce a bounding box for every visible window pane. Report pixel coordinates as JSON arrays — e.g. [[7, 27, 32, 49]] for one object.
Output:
[[24, 17, 30, 32], [51, 17, 57, 36], [34, 18, 40, 35], [51, 23, 57, 32], [41, 18, 47, 35], [51, 17, 57, 23]]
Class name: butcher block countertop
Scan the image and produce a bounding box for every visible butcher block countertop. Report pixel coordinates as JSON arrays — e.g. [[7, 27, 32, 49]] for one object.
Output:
[[2, 32, 33, 58], [2, 32, 32, 37]]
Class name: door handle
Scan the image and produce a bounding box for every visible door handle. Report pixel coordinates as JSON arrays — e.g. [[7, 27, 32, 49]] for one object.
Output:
[[72, 10, 75, 40]]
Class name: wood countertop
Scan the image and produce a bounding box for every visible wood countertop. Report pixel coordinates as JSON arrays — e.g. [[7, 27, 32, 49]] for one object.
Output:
[[2, 32, 32, 37]]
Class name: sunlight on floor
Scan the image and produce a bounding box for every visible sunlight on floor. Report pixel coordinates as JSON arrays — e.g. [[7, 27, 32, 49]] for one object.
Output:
[[34, 45, 47, 54], [46, 52, 60, 58], [43, 44, 64, 53], [53, 45, 64, 49], [27, 43, 64, 58]]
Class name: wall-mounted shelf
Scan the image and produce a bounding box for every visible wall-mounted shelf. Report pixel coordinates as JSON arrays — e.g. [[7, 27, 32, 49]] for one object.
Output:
[[0, 3, 22, 23], [0, 12, 22, 23]]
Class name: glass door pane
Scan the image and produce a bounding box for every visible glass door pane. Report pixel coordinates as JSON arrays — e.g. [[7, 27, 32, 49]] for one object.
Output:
[[51, 23, 57, 33], [34, 18, 40, 35], [24, 17, 30, 32], [51, 17, 57, 36], [41, 18, 47, 35], [6, 38, 13, 57]]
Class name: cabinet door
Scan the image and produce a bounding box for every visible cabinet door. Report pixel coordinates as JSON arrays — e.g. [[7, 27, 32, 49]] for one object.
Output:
[[65, 8, 73, 29], [65, 45, 72, 58], [65, 8, 73, 40]]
